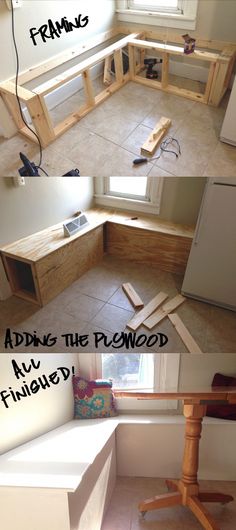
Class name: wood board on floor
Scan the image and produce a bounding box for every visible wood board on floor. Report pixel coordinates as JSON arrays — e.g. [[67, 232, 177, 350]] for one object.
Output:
[[168, 313, 202, 354], [143, 294, 186, 329], [122, 283, 144, 309], [141, 117, 172, 156], [126, 292, 168, 331]]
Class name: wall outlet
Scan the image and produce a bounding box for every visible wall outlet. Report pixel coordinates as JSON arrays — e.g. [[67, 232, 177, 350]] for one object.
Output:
[[6, 0, 22, 10], [13, 176, 25, 187]]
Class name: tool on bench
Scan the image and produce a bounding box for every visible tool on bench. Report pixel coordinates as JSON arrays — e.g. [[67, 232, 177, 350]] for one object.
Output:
[[144, 58, 162, 80], [133, 137, 181, 165]]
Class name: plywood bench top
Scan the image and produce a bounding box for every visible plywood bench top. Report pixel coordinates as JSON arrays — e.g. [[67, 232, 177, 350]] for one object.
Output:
[[0, 208, 195, 263]]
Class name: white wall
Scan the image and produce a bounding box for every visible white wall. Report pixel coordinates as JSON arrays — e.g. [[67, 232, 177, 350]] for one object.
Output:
[[0, 353, 79, 454], [0, 0, 115, 82], [0, 177, 94, 299]]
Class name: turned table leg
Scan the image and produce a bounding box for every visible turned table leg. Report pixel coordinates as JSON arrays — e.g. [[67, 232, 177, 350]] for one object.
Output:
[[138, 402, 233, 529]]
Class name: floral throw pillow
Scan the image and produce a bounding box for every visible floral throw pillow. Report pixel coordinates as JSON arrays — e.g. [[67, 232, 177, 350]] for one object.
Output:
[[73, 376, 117, 419]]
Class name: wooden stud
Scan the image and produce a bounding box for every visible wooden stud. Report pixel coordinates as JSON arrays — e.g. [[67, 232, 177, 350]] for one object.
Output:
[[25, 95, 56, 147], [126, 292, 169, 331], [162, 53, 169, 89], [0, 81, 35, 102], [103, 55, 113, 86], [129, 38, 220, 63], [203, 62, 216, 103], [114, 49, 123, 84], [1, 92, 25, 130], [128, 44, 136, 80], [143, 294, 186, 330], [141, 116, 171, 156], [122, 283, 144, 309], [83, 70, 95, 107], [168, 313, 202, 354], [209, 56, 231, 106]]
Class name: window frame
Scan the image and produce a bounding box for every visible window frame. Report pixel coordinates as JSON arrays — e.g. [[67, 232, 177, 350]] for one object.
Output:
[[116, 0, 199, 30], [78, 353, 180, 413], [128, 0, 183, 14], [94, 177, 164, 215]]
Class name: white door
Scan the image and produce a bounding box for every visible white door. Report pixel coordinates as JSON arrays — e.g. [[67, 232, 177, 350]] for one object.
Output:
[[182, 179, 236, 310]]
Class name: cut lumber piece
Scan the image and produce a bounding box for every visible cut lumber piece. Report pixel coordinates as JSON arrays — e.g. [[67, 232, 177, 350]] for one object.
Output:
[[144, 294, 185, 330], [168, 313, 202, 354], [122, 283, 144, 309], [141, 117, 171, 156], [126, 292, 168, 331]]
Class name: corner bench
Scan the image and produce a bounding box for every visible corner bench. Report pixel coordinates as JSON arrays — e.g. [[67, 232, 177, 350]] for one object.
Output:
[[0, 415, 235, 530], [0, 207, 194, 307]]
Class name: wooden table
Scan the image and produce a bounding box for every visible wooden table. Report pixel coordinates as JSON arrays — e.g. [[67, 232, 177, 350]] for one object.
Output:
[[114, 388, 236, 530]]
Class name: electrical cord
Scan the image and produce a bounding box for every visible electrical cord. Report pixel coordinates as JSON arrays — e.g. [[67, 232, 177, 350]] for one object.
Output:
[[10, 0, 48, 175], [133, 136, 182, 165]]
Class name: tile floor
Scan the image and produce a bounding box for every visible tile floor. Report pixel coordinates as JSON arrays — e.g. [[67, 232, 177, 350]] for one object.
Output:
[[0, 255, 236, 353], [0, 76, 235, 177], [102, 477, 236, 530]]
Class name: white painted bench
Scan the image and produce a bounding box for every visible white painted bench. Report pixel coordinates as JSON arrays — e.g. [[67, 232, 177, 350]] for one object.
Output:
[[0, 416, 235, 530]]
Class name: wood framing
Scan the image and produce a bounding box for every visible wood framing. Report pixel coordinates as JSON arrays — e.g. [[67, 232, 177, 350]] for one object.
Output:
[[0, 27, 235, 147]]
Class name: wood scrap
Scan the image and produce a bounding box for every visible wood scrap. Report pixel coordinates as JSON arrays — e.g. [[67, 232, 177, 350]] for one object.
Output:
[[141, 117, 172, 156], [126, 292, 168, 331], [168, 313, 203, 354], [122, 283, 144, 309], [143, 294, 186, 329]]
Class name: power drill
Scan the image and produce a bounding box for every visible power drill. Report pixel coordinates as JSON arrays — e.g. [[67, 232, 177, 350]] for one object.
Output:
[[144, 58, 163, 80]]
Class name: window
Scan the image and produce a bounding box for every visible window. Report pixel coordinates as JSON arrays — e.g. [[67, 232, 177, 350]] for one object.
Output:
[[78, 353, 180, 412], [94, 177, 164, 215], [116, 0, 199, 30], [128, 0, 182, 13]]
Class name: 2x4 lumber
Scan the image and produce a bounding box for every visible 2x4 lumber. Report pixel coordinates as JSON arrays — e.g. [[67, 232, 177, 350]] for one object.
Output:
[[143, 294, 186, 330], [129, 38, 221, 63], [114, 49, 123, 84], [203, 62, 216, 103], [0, 81, 35, 102], [83, 70, 95, 107], [141, 117, 171, 156], [168, 313, 202, 354], [1, 92, 25, 130], [122, 283, 144, 309], [20, 125, 41, 144], [128, 44, 136, 80], [104, 56, 113, 86], [162, 53, 169, 89], [34, 33, 142, 97], [12, 28, 119, 86], [26, 95, 55, 147], [208, 59, 229, 106], [126, 292, 169, 331], [117, 26, 236, 52], [134, 75, 205, 104]]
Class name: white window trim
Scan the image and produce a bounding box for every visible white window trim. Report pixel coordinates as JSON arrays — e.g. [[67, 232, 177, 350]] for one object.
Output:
[[116, 0, 199, 30], [94, 177, 164, 215], [78, 353, 180, 413]]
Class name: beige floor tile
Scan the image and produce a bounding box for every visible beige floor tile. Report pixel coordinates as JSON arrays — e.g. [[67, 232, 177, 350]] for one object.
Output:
[[203, 142, 236, 177], [92, 303, 134, 333], [102, 478, 236, 530], [64, 292, 105, 321]]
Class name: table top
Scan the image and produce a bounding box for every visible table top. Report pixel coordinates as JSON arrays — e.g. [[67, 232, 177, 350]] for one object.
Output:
[[0, 208, 194, 262], [114, 388, 236, 404]]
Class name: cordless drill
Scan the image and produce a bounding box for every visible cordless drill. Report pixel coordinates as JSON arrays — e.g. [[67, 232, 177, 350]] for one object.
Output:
[[144, 58, 163, 80]]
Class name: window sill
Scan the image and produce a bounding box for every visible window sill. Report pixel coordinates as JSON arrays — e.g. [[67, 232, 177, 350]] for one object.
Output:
[[94, 193, 161, 215], [116, 9, 197, 30]]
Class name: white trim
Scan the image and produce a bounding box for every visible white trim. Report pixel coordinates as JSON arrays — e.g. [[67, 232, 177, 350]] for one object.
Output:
[[78, 353, 180, 413], [94, 177, 164, 215], [116, 0, 199, 30]]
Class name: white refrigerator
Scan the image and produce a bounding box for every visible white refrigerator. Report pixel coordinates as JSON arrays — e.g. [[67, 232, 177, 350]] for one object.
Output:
[[182, 177, 236, 311], [220, 75, 236, 146]]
